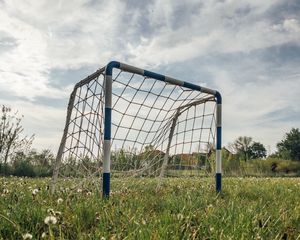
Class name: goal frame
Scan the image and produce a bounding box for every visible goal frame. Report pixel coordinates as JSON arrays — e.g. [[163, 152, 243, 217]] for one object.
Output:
[[102, 61, 222, 198]]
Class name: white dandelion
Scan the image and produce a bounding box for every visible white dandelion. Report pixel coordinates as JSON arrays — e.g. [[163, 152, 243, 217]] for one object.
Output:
[[22, 233, 33, 239], [177, 213, 184, 220], [44, 216, 57, 225], [41, 232, 47, 238], [55, 211, 62, 216], [86, 191, 92, 196], [32, 189, 39, 196], [77, 188, 82, 193]]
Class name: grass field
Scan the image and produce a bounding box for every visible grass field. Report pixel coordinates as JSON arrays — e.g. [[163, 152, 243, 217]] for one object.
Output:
[[0, 177, 300, 239]]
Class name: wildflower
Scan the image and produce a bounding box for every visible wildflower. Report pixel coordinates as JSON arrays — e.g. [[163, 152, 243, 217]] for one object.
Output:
[[207, 204, 213, 209], [177, 213, 184, 220], [101, 237, 105, 240], [57, 198, 63, 204], [77, 188, 82, 193], [95, 212, 101, 221], [32, 189, 39, 196], [41, 232, 47, 238], [44, 216, 57, 225], [47, 208, 54, 215], [86, 191, 92, 196], [55, 211, 62, 216], [142, 219, 146, 225], [22, 233, 33, 239]]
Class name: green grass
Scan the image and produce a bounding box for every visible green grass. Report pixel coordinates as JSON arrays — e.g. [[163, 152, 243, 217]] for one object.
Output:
[[0, 177, 300, 239]]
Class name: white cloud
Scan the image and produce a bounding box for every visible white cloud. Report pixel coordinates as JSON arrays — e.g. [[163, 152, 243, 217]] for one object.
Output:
[[126, 0, 300, 66], [208, 61, 300, 153], [0, 0, 299, 153], [0, 0, 128, 100]]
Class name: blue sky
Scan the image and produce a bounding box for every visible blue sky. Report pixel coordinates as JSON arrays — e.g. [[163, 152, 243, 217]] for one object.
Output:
[[0, 0, 299, 154]]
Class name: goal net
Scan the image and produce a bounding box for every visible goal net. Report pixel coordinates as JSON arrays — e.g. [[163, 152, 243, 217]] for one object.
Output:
[[51, 61, 222, 196]]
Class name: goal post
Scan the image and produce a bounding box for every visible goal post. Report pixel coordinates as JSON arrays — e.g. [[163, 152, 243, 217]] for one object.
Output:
[[51, 61, 222, 197]]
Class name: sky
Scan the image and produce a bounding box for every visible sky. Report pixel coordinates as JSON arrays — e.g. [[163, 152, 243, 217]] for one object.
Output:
[[0, 0, 299, 154]]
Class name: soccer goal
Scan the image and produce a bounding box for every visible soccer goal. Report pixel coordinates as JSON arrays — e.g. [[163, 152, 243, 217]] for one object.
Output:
[[51, 61, 222, 197]]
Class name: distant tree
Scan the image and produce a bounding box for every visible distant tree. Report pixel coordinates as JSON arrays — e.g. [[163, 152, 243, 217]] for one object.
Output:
[[232, 136, 253, 161], [0, 105, 34, 173], [248, 142, 267, 159], [277, 128, 300, 161]]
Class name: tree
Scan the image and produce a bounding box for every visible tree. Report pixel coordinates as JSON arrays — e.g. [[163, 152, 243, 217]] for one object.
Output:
[[0, 105, 34, 173], [248, 142, 267, 159], [232, 136, 253, 161], [231, 136, 266, 161], [277, 128, 300, 161]]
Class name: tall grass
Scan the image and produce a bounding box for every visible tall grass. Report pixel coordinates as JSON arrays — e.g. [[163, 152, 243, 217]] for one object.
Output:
[[0, 177, 299, 239]]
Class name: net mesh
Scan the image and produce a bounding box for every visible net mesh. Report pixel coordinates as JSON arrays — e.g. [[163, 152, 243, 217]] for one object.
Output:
[[52, 67, 217, 191]]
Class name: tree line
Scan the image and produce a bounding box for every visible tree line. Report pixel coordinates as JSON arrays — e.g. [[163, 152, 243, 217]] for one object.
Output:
[[0, 105, 299, 177], [218, 130, 300, 175], [228, 128, 300, 162]]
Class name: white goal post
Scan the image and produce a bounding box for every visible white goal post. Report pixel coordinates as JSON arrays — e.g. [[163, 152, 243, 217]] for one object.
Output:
[[51, 61, 222, 197]]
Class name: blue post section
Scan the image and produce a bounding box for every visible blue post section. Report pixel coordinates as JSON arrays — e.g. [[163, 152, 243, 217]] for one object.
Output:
[[216, 173, 222, 192], [103, 172, 110, 198], [183, 82, 201, 91], [105, 61, 120, 75], [216, 127, 222, 149], [215, 91, 222, 104], [144, 70, 165, 81], [104, 108, 112, 140]]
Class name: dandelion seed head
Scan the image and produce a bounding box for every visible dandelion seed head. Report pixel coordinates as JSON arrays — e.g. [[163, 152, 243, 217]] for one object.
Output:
[[77, 188, 82, 193], [55, 211, 62, 216], [44, 216, 57, 225], [22, 233, 33, 239], [41, 232, 47, 238], [47, 208, 54, 215], [32, 189, 39, 195], [177, 213, 184, 220]]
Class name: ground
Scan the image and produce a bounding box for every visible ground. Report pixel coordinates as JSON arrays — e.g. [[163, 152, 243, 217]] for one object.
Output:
[[0, 177, 300, 239]]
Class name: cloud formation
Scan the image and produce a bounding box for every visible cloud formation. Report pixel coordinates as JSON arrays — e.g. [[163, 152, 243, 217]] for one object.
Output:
[[0, 0, 299, 153]]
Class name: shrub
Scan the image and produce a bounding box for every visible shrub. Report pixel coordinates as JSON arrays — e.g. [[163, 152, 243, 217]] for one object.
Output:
[[13, 160, 36, 177], [244, 158, 300, 176]]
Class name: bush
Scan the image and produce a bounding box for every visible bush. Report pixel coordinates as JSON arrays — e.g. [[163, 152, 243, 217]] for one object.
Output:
[[0, 163, 13, 175], [13, 160, 36, 177], [242, 158, 300, 176], [223, 156, 240, 174], [274, 159, 300, 173]]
